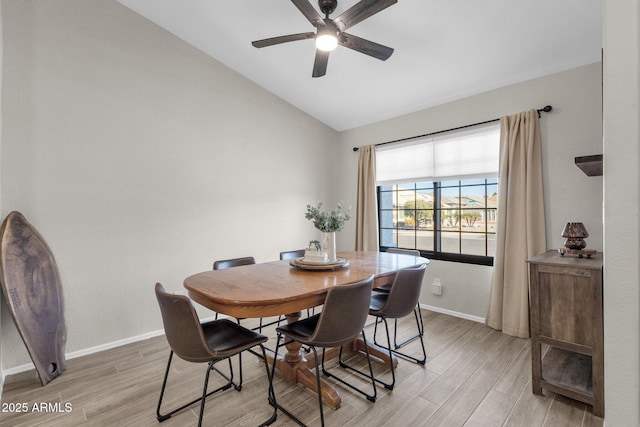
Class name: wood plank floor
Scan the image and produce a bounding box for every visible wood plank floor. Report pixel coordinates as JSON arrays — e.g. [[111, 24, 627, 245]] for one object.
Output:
[[0, 310, 604, 426]]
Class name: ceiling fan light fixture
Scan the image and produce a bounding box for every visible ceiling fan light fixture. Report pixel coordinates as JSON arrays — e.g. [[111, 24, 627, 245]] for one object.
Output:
[[251, 0, 397, 77], [316, 33, 338, 51]]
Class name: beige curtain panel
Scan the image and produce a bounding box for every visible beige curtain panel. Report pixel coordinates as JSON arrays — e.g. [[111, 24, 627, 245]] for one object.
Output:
[[355, 145, 379, 251], [486, 109, 547, 338]]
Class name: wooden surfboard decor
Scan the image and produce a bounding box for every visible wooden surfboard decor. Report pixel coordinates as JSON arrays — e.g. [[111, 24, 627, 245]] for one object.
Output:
[[0, 211, 67, 385]]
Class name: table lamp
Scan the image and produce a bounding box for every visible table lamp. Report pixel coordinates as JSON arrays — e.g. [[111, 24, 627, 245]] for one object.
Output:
[[561, 222, 589, 249]]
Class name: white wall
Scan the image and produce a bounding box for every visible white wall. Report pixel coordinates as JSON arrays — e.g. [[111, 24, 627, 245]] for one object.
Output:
[[337, 63, 603, 320], [0, 0, 339, 370], [603, 0, 640, 423]]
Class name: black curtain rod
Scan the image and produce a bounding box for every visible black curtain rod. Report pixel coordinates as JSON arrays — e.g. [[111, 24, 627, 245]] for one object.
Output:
[[352, 105, 552, 152]]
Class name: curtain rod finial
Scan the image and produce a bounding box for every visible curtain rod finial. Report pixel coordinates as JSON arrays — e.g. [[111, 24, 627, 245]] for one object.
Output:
[[353, 147, 359, 152]]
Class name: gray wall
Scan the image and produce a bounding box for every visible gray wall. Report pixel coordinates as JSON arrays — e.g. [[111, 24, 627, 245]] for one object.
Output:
[[338, 63, 603, 320], [0, 0, 340, 369]]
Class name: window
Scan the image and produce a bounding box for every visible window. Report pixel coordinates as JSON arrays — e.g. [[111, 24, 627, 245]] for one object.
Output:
[[376, 124, 500, 265]]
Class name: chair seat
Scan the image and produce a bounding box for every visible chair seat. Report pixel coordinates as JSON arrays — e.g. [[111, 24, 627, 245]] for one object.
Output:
[[373, 283, 392, 293], [369, 293, 388, 314], [202, 319, 268, 358], [275, 314, 320, 343]]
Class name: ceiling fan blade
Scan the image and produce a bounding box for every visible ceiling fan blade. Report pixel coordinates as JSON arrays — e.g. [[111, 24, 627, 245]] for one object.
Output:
[[339, 33, 394, 60], [252, 32, 315, 48], [312, 49, 329, 78], [291, 0, 326, 28], [334, 0, 397, 31]]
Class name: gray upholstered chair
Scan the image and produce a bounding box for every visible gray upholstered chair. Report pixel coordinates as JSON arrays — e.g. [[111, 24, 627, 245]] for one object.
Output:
[[374, 248, 425, 349], [212, 256, 256, 324], [269, 275, 376, 426], [368, 264, 428, 389], [213, 256, 280, 351], [212, 256, 256, 270], [280, 249, 317, 321], [154, 283, 276, 427], [278, 249, 305, 260]]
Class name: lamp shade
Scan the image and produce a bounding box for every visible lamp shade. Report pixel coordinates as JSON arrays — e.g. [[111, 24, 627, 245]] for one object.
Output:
[[561, 222, 589, 249]]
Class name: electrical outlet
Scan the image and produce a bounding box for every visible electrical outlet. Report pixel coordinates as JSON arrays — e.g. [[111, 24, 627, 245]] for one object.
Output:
[[431, 278, 442, 296]]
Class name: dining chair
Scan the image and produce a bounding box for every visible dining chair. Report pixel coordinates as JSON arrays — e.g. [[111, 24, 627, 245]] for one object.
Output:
[[211, 256, 256, 323], [280, 249, 317, 322], [347, 264, 427, 391], [154, 283, 276, 427], [268, 275, 377, 427], [212, 256, 256, 271], [278, 249, 305, 260], [374, 248, 425, 349], [213, 256, 279, 352]]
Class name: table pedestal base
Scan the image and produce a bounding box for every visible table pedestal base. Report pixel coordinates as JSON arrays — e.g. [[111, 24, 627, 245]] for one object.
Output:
[[266, 312, 398, 410]]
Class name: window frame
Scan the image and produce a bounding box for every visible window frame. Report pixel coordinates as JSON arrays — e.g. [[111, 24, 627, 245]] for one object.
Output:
[[377, 179, 497, 266]]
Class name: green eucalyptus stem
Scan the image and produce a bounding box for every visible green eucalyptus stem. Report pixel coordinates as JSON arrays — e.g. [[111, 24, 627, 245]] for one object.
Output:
[[305, 202, 351, 232]]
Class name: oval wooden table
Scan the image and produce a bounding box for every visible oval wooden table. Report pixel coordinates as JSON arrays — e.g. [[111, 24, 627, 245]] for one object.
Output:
[[184, 250, 429, 409]]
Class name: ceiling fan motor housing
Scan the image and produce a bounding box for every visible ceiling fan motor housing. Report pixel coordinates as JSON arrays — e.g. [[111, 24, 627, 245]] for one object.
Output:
[[319, 0, 338, 16]]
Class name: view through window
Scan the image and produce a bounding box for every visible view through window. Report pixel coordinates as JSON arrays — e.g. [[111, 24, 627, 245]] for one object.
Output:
[[376, 124, 500, 265], [378, 179, 497, 265]]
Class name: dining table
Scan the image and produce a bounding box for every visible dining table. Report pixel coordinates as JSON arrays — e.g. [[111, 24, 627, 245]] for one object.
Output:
[[184, 250, 429, 409]]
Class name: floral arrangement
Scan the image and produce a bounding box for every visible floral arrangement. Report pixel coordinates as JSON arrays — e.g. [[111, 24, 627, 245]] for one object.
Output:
[[305, 202, 351, 232]]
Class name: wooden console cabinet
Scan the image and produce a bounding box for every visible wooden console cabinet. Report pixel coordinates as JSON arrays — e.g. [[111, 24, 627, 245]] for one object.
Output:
[[527, 250, 604, 417]]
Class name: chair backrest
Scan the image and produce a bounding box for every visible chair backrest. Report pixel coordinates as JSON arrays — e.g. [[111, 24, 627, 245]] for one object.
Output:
[[213, 256, 256, 270], [307, 275, 374, 348], [279, 249, 305, 260], [387, 248, 420, 256], [154, 283, 215, 363], [381, 264, 427, 318]]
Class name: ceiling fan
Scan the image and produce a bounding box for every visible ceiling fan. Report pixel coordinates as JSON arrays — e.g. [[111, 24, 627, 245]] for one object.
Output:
[[251, 0, 397, 78]]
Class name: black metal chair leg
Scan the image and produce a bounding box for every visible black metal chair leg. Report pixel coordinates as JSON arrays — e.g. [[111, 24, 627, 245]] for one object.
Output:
[[373, 315, 382, 346], [268, 333, 306, 427], [382, 313, 427, 365], [157, 351, 235, 423], [197, 362, 213, 427], [342, 318, 397, 390], [311, 346, 326, 427], [156, 351, 175, 422], [258, 344, 278, 426], [389, 328, 427, 365], [394, 305, 424, 349], [237, 352, 243, 390], [381, 318, 396, 389], [327, 331, 377, 402], [209, 358, 236, 389]]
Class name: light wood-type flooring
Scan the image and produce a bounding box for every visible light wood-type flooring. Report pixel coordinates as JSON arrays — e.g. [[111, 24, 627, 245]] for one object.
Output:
[[0, 310, 605, 426]]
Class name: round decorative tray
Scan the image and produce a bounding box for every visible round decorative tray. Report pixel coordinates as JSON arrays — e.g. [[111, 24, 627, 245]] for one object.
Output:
[[289, 257, 350, 271]]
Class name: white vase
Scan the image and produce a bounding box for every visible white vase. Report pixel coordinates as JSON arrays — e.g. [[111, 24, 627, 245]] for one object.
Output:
[[320, 231, 337, 262]]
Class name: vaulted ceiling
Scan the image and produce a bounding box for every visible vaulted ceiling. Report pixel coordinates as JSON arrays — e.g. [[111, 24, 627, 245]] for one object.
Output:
[[117, 0, 603, 131]]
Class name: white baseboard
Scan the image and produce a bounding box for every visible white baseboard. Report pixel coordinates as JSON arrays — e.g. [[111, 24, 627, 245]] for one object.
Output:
[[420, 304, 485, 324], [1, 314, 220, 380]]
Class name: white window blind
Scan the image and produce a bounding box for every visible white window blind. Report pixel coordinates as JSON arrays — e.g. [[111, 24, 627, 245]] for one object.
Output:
[[375, 123, 500, 185]]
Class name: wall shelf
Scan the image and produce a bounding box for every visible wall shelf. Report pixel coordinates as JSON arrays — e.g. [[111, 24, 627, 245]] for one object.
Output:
[[575, 154, 603, 176]]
